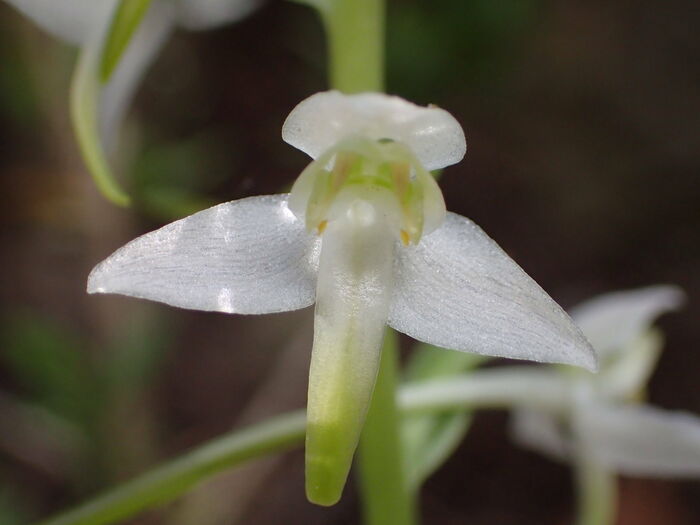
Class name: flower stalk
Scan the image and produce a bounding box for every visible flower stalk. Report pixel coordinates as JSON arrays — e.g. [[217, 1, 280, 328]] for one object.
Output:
[[575, 456, 617, 525], [32, 371, 614, 525], [317, 0, 385, 93], [358, 331, 417, 525]]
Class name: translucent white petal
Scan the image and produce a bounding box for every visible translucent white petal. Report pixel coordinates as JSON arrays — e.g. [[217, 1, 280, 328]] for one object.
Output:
[[388, 212, 597, 370], [99, 2, 175, 150], [305, 202, 395, 505], [598, 330, 662, 400], [570, 285, 685, 358], [88, 194, 320, 314], [282, 91, 466, 171], [4, 0, 115, 44], [176, 0, 261, 30], [576, 402, 700, 477], [510, 409, 571, 461]]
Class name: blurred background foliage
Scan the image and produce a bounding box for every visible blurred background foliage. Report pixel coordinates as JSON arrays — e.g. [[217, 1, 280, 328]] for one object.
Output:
[[0, 0, 698, 523]]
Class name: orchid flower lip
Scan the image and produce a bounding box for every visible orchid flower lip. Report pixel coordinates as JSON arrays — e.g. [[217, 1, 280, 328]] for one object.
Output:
[[305, 201, 395, 505]]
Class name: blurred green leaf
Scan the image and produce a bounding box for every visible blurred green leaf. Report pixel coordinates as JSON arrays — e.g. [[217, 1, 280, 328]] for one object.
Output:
[[1, 313, 98, 428], [0, 23, 38, 130], [387, 0, 539, 99], [403, 411, 470, 490], [402, 344, 488, 490], [133, 134, 230, 189], [104, 310, 174, 394], [136, 186, 215, 222], [287, 0, 330, 10], [0, 486, 28, 525], [35, 411, 307, 525], [131, 134, 230, 220]]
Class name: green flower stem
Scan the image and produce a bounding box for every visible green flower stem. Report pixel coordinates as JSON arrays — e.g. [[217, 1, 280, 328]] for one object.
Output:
[[358, 330, 417, 525], [316, 0, 385, 93], [575, 458, 617, 525], [35, 411, 306, 525], [31, 381, 533, 525]]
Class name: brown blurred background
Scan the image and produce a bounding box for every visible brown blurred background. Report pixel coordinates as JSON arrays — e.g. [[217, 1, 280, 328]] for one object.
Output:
[[0, 0, 698, 523]]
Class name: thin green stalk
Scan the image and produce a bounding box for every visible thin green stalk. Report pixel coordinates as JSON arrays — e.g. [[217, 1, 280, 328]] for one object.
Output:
[[30, 381, 523, 525], [358, 330, 417, 525], [35, 411, 306, 525], [316, 0, 385, 93], [575, 457, 617, 525]]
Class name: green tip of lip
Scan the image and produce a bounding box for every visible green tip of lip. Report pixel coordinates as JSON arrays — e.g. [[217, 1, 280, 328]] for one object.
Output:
[[305, 421, 355, 507], [305, 455, 346, 506]]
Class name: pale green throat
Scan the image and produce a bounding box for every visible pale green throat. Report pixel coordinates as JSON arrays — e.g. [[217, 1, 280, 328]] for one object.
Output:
[[288, 136, 446, 244]]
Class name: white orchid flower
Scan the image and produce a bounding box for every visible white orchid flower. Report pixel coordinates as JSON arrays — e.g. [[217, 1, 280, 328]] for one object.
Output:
[[402, 288, 691, 447], [4, 0, 260, 204], [401, 285, 695, 522], [87, 90, 596, 505], [506, 285, 700, 476], [404, 286, 696, 474]]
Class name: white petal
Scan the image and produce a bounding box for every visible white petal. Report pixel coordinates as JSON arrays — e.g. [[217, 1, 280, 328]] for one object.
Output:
[[282, 91, 466, 171], [4, 0, 115, 44], [305, 202, 395, 504], [598, 330, 662, 400], [510, 409, 572, 461], [176, 0, 261, 30], [388, 212, 597, 370], [577, 402, 700, 477], [88, 194, 320, 314], [570, 285, 685, 358], [99, 3, 175, 150]]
